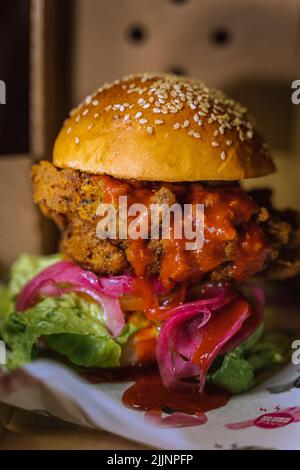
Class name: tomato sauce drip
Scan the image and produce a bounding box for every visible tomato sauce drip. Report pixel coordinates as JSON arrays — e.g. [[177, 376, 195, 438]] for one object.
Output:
[[83, 366, 230, 417], [192, 297, 250, 371], [122, 370, 230, 416], [99, 176, 270, 289]]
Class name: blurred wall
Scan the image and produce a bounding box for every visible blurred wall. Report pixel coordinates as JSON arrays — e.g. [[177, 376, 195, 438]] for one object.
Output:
[[72, 0, 300, 209]]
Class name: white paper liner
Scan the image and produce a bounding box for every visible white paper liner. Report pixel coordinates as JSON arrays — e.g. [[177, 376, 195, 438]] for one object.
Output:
[[0, 359, 300, 449]]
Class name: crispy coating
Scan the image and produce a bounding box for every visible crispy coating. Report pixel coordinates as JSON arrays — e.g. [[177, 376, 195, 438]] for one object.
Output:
[[32, 161, 300, 281]]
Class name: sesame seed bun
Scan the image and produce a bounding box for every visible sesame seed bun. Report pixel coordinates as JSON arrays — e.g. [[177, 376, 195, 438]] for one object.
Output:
[[53, 73, 275, 181]]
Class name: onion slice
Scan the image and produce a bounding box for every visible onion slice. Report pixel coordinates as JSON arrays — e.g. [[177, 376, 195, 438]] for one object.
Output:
[[156, 285, 255, 393]]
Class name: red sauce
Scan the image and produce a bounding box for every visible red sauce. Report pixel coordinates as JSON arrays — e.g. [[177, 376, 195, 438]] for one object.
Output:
[[192, 296, 249, 370], [122, 370, 230, 416], [98, 175, 271, 289], [83, 366, 229, 417]]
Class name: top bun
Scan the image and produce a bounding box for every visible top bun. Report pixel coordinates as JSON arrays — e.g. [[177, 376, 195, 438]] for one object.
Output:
[[53, 73, 275, 181]]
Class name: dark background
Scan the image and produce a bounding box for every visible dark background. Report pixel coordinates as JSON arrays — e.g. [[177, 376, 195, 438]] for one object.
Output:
[[0, 0, 30, 155]]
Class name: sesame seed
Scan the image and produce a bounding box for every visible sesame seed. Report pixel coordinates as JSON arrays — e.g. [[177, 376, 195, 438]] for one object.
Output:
[[75, 136, 80, 144], [188, 130, 194, 136], [75, 115, 80, 123], [82, 109, 89, 116], [75, 73, 256, 146], [147, 125, 154, 134], [105, 105, 112, 112], [94, 113, 99, 118], [113, 114, 120, 120], [173, 122, 180, 130], [226, 140, 232, 146], [183, 120, 190, 128], [221, 151, 226, 160], [124, 113, 130, 121], [87, 123, 94, 130], [193, 132, 201, 139], [155, 119, 164, 125], [212, 141, 220, 147], [67, 127, 72, 134], [135, 111, 143, 119], [139, 118, 148, 124]]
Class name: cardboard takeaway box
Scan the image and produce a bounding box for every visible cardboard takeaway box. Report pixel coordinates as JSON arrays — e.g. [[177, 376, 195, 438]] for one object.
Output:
[[0, 0, 300, 449]]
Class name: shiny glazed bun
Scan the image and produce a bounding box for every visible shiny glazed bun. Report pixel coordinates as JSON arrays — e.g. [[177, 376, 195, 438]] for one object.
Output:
[[53, 73, 275, 181]]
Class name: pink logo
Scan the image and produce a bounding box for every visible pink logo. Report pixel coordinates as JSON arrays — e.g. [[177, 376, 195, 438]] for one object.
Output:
[[226, 406, 300, 430], [254, 412, 294, 429]]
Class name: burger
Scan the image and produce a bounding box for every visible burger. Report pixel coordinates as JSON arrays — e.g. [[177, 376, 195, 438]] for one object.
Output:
[[1, 73, 299, 403]]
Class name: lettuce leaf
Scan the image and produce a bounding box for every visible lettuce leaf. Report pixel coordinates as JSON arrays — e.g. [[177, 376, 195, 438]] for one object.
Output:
[[0, 254, 140, 369], [2, 294, 139, 369], [46, 334, 121, 368], [208, 325, 290, 394], [0, 285, 14, 326], [209, 353, 255, 394], [246, 332, 291, 370], [9, 253, 62, 297], [46, 322, 137, 368]]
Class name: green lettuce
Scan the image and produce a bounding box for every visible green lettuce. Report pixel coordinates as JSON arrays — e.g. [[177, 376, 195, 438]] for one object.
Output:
[[0, 254, 139, 370], [208, 325, 290, 394], [209, 353, 255, 394], [9, 253, 62, 297], [1, 294, 138, 369], [46, 322, 136, 368], [0, 285, 14, 326]]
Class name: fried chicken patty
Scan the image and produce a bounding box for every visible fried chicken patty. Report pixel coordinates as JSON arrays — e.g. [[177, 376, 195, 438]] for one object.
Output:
[[32, 161, 300, 284]]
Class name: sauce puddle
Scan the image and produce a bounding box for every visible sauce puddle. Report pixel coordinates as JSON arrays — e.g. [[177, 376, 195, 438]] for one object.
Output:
[[122, 370, 230, 417], [83, 366, 230, 424]]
